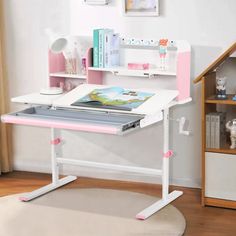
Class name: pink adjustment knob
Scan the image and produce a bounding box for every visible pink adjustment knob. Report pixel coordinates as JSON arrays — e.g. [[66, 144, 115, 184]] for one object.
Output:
[[50, 138, 61, 145], [164, 150, 174, 158]]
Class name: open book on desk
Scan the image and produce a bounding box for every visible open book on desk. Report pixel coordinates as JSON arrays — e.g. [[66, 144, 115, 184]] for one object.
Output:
[[71, 87, 155, 111], [52, 84, 179, 115]]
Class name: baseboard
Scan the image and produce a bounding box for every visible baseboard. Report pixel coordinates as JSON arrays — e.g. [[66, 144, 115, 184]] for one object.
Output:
[[170, 177, 201, 188], [13, 161, 201, 189]]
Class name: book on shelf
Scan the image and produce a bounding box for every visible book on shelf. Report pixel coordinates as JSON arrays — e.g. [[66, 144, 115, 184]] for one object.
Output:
[[71, 86, 154, 111], [93, 28, 120, 68], [206, 112, 226, 149], [98, 29, 105, 67], [104, 29, 113, 68], [110, 33, 120, 67], [93, 29, 100, 67]]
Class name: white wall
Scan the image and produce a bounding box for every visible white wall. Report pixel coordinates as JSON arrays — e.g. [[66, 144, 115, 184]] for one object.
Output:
[[4, 0, 236, 188], [3, 0, 70, 175]]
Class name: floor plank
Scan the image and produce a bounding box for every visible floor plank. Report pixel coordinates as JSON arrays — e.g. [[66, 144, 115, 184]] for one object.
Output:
[[0, 171, 236, 236]]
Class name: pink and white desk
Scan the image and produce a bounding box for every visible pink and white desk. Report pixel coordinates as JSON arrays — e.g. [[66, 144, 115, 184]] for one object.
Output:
[[1, 40, 191, 220], [2, 84, 191, 220]]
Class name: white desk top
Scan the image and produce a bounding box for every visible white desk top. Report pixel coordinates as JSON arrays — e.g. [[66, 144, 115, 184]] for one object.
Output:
[[11, 93, 64, 106], [53, 84, 179, 115], [11, 84, 178, 116]]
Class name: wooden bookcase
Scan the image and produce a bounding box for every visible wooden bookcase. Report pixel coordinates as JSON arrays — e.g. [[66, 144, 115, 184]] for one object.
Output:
[[194, 42, 236, 209]]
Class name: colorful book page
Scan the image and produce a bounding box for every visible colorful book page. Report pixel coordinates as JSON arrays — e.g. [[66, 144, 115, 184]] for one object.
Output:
[[71, 87, 155, 111]]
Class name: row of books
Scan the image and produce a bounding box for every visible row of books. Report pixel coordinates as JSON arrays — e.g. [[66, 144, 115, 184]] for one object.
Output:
[[93, 28, 120, 68], [206, 112, 226, 149]]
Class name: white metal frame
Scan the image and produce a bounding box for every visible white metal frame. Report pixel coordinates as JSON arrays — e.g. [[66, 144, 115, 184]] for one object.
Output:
[[136, 107, 183, 220], [18, 104, 184, 220]]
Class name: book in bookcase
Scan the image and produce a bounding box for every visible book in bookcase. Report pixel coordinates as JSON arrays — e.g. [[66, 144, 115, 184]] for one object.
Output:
[[206, 112, 226, 149], [210, 114, 216, 148], [206, 114, 211, 149], [215, 113, 226, 148]]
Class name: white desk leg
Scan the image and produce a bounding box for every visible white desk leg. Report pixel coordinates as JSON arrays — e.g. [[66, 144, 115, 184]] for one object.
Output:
[[135, 190, 183, 220], [162, 108, 169, 199], [51, 128, 60, 184], [19, 128, 77, 202], [136, 108, 183, 220]]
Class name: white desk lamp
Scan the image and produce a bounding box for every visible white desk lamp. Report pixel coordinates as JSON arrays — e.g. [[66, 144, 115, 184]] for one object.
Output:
[[40, 29, 68, 95]]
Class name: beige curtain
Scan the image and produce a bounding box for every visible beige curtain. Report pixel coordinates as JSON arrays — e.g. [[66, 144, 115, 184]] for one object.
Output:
[[0, 0, 12, 173]]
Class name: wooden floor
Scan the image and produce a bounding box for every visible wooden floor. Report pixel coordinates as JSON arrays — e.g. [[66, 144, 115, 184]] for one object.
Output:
[[1, 171, 236, 236]]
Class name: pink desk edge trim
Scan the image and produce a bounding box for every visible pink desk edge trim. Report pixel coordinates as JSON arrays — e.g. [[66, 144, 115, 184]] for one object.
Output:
[[1, 115, 118, 135]]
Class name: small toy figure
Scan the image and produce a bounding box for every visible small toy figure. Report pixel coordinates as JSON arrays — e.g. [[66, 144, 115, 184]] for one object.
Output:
[[216, 76, 227, 99], [226, 119, 236, 149], [159, 39, 168, 70]]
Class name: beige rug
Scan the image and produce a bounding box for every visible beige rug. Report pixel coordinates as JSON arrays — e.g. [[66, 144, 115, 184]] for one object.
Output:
[[0, 188, 186, 236]]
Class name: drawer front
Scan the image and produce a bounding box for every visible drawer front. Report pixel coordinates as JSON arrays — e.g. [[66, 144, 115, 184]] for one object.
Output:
[[1, 107, 143, 135], [205, 152, 236, 201]]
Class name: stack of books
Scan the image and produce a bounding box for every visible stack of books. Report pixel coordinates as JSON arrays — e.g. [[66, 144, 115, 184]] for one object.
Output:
[[206, 112, 226, 149], [93, 28, 120, 68]]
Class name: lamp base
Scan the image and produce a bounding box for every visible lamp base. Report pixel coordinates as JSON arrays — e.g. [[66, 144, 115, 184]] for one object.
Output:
[[40, 87, 63, 95]]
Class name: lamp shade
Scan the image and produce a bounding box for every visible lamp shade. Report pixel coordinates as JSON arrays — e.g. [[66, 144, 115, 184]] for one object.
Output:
[[45, 28, 68, 53]]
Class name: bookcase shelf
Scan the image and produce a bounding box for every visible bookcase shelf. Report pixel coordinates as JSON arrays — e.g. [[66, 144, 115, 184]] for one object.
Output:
[[48, 39, 190, 101], [48, 36, 93, 90], [206, 149, 236, 155], [205, 94, 236, 105], [49, 72, 87, 79], [120, 44, 177, 51], [206, 143, 236, 155], [88, 66, 176, 77]]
